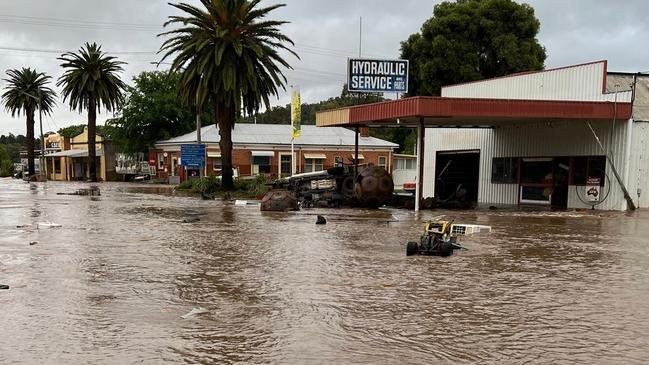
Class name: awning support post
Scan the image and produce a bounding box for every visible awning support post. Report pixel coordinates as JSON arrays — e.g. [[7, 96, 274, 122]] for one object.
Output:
[[354, 126, 360, 177], [415, 118, 425, 212]]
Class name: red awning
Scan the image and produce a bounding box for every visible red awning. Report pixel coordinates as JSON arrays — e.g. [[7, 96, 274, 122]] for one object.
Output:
[[316, 96, 633, 127]]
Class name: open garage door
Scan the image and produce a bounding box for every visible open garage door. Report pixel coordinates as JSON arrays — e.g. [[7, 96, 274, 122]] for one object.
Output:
[[435, 150, 480, 207]]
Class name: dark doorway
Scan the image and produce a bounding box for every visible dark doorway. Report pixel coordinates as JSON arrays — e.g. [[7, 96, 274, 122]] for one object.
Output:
[[435, 150, 480, 205], [551, 157, 570, 209]]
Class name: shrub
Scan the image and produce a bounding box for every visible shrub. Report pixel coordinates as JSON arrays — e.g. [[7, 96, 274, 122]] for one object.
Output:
[[193, 176, 221, 197], [235, 175, 271, 196], [176, 179, 196, 190], [0, 159, 14, 177]]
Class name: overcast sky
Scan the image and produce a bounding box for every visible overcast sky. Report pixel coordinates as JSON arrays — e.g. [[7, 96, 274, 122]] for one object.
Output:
[[0, 0, 647, 135]]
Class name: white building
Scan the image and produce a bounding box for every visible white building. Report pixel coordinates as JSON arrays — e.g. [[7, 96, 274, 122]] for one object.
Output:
[[424, 61, 648, 210]]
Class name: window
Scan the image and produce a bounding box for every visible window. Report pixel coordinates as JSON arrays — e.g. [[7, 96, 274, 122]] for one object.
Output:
[[378, 156, 387, 169], [406, 159, 416, 170], [157, 153, 165, 170], [334, 156, 343, 167], [520, 158, 552, 184], [491, 157, 518, 183], [304, 158, 324, 173], [54, 158, 61, 174], [212, 157, 222, 172], [252, 156, 271, 174], [571, 156, 606, 186], [280, 154, 292, 177]]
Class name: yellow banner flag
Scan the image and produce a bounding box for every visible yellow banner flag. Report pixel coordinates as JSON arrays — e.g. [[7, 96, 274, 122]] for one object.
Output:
[[291, 87, 301, 139]]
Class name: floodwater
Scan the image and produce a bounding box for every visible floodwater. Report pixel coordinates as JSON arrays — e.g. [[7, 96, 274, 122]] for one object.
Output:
[[1, 178, 649, 364]]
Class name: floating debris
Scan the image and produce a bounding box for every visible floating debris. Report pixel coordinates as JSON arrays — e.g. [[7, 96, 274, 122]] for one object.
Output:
[[0, 284, 9, 290], [57, 187, 101, 196], [182, 217, 201, 223], [181, 307, 209, 319], [316, 215, 327, 225], [29, 241, 39, 246], [37, 222, 62, 229]]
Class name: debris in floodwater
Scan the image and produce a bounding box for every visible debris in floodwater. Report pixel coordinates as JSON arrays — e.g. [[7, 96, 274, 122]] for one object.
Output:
[[37, 222, 62, 229], [181, 307, 209, 319], [29, 241, 39, 246], [316, 215, 327, 225], [16, 224, 31, 228], [182, 217, 200, 223], [56, 187, 101, 196], [235, 200, 260, 207], [0, 284, 9, 290]]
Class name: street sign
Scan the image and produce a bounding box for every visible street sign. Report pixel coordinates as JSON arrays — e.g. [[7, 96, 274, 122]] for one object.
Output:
[[348, 58, 409, 93], [586, 177, 601, 202], [180, 144, 206, 168]]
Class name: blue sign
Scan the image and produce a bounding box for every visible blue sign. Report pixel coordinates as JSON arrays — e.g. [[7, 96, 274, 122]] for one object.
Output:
[[348, 58, 409, 93], [181, 144, 206, 168]]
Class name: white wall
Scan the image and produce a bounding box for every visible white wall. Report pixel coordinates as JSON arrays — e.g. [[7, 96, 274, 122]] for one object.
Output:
[[442, 61, 632, 103], [423, 120, 634, 210], [628, 121, 649, 208]]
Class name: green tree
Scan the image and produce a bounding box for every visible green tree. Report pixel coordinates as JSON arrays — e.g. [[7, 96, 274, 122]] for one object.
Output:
[[107, 71, 207, 153], [159, 0, 297, 189], [401, 0, 546, 96], [1, 68, 57, 177], [57, 42, 127, 182], [0, 145, 14, 177]]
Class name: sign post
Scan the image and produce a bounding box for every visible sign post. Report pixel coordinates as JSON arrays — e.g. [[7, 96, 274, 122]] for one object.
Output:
[[347, 58, 409, 94], [585, 177, 601, 207], [181, 144, 206, 180]]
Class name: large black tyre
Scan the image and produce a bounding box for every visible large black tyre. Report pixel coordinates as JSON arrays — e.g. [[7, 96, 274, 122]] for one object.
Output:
[[341, 176, 355, 197], [440, 241, 453, 257], [406, 241, 418, 256]]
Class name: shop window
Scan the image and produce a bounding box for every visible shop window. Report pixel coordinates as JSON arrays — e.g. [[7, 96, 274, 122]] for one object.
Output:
[[54, 158, 61, 174], [212, 157, 222, 172], [305, 158, 324, 173], [492, 157, 518, 183], [378, 156, 387, 169], [520, 158, 552, 184], [571, 156, 606, 186], [157, 153, 165, 170]]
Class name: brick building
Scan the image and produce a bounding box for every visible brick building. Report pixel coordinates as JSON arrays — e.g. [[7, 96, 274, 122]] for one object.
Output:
[[151, 123, 397, 183]]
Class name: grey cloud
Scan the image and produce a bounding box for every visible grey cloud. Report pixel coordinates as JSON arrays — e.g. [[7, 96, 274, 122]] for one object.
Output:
[[0, 0, 647, 135]]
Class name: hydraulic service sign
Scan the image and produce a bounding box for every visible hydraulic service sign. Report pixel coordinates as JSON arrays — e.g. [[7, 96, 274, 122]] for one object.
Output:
[[348, 58, 409, 93], [180, 144, 206, 168]]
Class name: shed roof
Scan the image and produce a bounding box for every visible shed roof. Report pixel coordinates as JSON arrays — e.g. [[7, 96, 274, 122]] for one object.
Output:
[[155, 123, 398, 148]]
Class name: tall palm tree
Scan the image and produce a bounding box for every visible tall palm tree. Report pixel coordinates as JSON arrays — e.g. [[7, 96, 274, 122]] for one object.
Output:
[[2, 68, 57, 178], [159, 0, 297, 189], [57, 42, 126, 182]]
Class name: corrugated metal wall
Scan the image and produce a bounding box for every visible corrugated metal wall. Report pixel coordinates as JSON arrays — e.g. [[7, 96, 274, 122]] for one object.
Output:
[[628, 121, 649, 208], [442, 61, 632, 103], [424, 120, 633, 210]]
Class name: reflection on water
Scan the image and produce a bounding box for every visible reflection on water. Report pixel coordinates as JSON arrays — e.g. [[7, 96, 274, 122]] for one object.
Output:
[[1, 179, 649, 364]]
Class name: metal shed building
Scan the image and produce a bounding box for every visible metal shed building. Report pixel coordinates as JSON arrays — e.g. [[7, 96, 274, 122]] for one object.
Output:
[[425, 61, 648, 210]]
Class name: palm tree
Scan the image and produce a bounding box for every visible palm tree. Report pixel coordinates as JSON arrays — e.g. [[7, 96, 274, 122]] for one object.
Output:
[[2, 68, 57, 178], [57, 42, 126, 182], [159, 0, 297, 189]]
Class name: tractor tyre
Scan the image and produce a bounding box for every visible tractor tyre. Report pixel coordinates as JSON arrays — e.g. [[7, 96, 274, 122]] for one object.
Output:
[[440, 241, 453, 257], [406, 241, 418, 256]]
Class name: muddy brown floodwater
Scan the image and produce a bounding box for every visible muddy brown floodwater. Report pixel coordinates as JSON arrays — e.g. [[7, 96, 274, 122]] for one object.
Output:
[[1, 179, 649, 364]]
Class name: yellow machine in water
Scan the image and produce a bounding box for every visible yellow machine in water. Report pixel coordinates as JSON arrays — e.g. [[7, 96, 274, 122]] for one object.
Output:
[[406, 219, 492, 257]]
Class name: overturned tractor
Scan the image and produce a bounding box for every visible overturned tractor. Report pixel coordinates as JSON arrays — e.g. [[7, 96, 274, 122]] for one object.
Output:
[[260, 164, 394, 211]]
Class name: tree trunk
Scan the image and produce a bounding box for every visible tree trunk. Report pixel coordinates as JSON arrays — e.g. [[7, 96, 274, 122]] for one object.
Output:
[[88, 98, 97, 182], [217, 103, 234, 190], [26, 107, 35, 177]]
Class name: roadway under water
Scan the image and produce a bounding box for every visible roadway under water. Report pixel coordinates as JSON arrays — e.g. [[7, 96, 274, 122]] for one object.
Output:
[[1, 179, 649, 364]]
